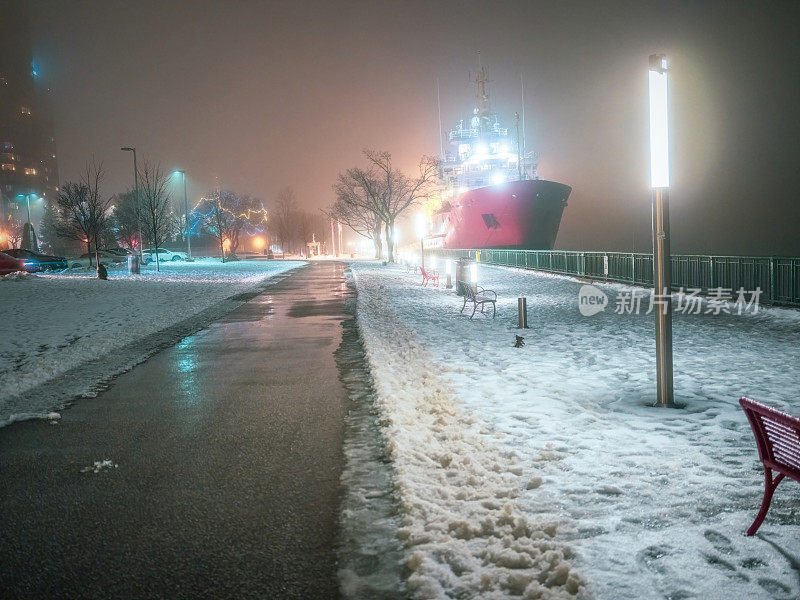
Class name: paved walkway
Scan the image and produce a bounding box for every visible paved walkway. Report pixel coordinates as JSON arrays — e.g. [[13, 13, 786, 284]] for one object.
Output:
[[0, 261, 352, 599]]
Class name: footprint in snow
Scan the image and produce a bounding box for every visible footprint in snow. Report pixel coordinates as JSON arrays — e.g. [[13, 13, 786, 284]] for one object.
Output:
[[704, 530, 738, 556]]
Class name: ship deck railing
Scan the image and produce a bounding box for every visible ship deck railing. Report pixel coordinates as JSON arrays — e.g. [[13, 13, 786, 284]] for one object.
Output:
[[429, 248, 800, 308]]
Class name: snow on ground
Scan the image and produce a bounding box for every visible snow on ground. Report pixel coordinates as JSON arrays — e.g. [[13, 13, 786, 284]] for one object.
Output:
[[1, 258, 304, 424], [351, 265, 586, 600], [351, 261, 800, 600]]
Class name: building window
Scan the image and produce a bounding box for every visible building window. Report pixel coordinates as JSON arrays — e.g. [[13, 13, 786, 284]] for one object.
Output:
[[2, 163, 15, 171], [20, 106, 31, 115], [24, 167, 37, 175], [0, 77, 7, 86]]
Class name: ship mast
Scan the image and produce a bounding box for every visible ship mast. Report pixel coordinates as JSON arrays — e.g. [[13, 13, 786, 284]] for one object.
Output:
[[475, 64, 490, 117], [437, 77, 444, 159]]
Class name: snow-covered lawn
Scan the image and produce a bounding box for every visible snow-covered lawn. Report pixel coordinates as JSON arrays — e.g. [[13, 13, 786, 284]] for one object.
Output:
[[1, 259, 304, 424], [350, 261, 800, 600]]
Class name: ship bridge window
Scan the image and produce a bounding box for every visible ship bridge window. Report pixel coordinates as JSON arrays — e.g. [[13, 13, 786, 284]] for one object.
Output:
[[481, 213, 500, 229]]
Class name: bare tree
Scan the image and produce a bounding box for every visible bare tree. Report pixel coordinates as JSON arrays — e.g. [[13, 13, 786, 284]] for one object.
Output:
[[327, 188, 383, 258], [54, 161, 113, 269], [139, 162, 172, 270], [3, 212, 25, 249], [272, 187, 298, 254], [111, 190, 140, 250], [199, 189, 268, 261], [201, 190, 231, 262], [332, 150, 438, 262], [365, 150, 439, 263]]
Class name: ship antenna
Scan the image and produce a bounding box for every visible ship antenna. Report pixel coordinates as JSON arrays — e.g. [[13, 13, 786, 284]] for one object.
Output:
[[436, 77, 444, 159], [515, 112, 523, 180], [520, 73, 526, 153]]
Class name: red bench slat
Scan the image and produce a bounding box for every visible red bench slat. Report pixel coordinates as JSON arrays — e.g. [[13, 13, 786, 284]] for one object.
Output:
[[739, 397, 800, 535]]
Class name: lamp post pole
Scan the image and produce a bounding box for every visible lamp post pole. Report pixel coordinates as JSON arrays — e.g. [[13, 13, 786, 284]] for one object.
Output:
[[16, 193, 38, 251], [121, 147, 143, 260], [648, 54, 674, 408]]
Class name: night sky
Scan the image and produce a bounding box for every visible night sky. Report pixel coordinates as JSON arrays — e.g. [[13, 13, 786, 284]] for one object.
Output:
[[24, 0, 800, 254]]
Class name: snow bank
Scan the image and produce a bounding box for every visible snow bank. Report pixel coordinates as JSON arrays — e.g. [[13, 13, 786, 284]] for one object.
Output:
[[351, 266, 586, 600], [351, 262, 800, 600], [0, 259, 304, 423]]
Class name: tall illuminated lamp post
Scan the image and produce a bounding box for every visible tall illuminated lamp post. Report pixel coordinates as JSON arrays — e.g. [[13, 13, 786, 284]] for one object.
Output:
[[121, 146, 144, 260], [648, 54, 674, 407], [16, 193, 39, 251], [173, 170, 192, 259]]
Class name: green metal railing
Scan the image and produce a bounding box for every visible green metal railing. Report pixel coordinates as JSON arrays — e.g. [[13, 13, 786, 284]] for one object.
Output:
[[429, 249, 800, 308]]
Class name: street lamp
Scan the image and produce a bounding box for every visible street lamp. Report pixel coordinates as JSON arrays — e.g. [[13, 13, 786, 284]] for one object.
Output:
[[16, 193, 37, 223], [415, 212, 426, 268], [172, 170, 192, 259], [121, 147, 143, 259], [16, 193, 40, 251], [648, 53, 674, 407]]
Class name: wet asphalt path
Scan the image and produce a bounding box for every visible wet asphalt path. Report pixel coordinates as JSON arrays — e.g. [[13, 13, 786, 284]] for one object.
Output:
[[0, 261, 352, 600]]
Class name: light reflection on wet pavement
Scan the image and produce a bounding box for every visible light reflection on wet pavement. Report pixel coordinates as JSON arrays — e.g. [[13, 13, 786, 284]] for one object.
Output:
[[0, 261, 357, 600]]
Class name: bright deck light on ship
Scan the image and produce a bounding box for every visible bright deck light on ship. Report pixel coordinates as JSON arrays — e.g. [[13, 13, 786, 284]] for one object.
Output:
[[470, 263, 478, 284], [474, 142, 488, 156], [430, 255, 436, 269], [492, 172, 506, 185], [445, 259, 452, 275], [648, 55, 669, 188]]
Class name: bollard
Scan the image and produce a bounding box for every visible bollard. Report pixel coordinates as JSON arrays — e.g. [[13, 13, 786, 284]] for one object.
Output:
[[127, 254, 140, 275], [446, 273, 452, 289], [517, 297, 529, 329]]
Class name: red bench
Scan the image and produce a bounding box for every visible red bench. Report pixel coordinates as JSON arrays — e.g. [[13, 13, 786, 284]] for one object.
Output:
[[420, 266, 439, 287], [739, 397, 800, 535]]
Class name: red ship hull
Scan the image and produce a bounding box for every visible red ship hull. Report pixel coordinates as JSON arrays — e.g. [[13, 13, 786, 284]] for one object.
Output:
[[437, 179, 571, 250]]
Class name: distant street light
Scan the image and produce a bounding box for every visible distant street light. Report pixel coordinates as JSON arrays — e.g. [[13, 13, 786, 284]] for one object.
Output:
[[172, 170, 192, 259], [121, 147, 144, 260], [648, 53, 674, 408]]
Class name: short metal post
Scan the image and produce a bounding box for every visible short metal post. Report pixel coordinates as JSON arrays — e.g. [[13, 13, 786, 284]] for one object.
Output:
[[517, 297, 529, 329], [652, 187, 674, 407], [446, 274, 452, 289]]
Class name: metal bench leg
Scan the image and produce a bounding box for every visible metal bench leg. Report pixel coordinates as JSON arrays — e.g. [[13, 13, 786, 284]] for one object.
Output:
[[747, 468, 785, 536], [461, 297, 467, 313], [470, 303, 477, 319], [492, 302, 496, 318]]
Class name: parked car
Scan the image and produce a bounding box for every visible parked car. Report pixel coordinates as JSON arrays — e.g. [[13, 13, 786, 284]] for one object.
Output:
[[3, 248, 69, 271], [68, 251, 127, 269], [102, 247, 134, 256], [103, 248, 154, 264], [0, 251, 26, 275], [142, 248, 187, 262]]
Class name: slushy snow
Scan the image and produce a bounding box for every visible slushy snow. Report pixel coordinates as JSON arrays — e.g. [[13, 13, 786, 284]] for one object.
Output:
[[352, 265, 586, 600], [350, 261, 800, 600]]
